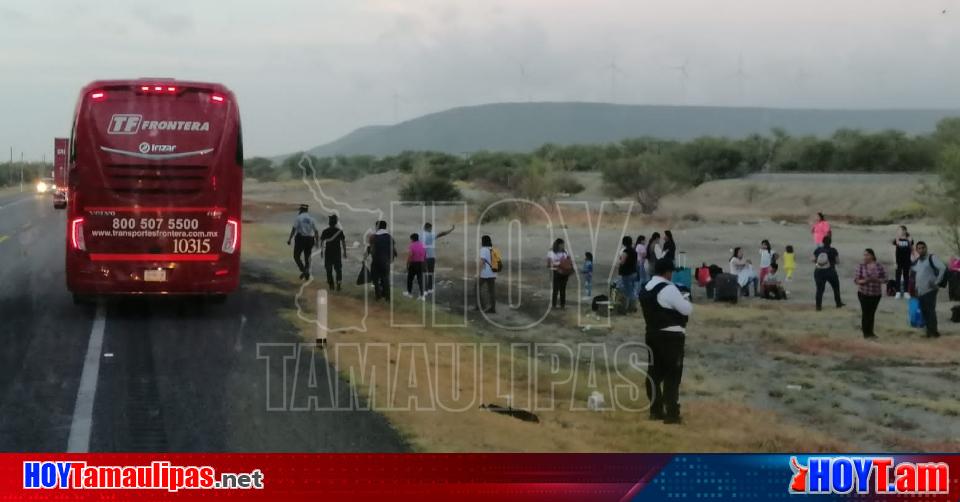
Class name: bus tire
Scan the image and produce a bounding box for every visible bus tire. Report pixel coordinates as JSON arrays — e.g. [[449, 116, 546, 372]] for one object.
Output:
[[72, 293, 86, 305], [208, 294, 227, 305]]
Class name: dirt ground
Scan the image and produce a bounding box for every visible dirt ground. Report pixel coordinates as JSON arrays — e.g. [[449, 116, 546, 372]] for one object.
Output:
[[240, 172, 960, 452]]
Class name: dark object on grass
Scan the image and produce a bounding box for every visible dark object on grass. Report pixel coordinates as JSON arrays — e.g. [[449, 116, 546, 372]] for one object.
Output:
[[591, 294, 609, 313], [480, 404, 540, 423]]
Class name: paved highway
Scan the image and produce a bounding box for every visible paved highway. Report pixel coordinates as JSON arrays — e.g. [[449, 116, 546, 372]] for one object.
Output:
[[0, 191, 406, 452]]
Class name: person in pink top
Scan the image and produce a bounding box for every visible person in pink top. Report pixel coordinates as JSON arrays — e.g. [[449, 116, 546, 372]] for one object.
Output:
[[405, 233, 427, 298], [811, 212, 832, 246]]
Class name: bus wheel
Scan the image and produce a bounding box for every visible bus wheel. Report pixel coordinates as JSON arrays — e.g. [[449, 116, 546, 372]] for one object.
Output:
[[72, 294, 86, 305], [207, 294, 227, 305]]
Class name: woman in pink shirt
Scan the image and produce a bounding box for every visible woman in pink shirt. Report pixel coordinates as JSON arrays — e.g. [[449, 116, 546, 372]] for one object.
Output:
[[405, 233, 427, 299], [811, 212, 832, 246]]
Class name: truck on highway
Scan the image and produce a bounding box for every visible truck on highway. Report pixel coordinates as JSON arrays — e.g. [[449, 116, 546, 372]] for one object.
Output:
[[53, 137, 68, 209], [66, 79, 243, 302]]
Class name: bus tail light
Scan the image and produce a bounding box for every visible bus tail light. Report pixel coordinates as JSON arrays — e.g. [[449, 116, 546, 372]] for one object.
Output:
[[90, 91, 106, 101], [222, 218, 239, 254], [71, 217, 86, 251], [211, 94, 225, 103]]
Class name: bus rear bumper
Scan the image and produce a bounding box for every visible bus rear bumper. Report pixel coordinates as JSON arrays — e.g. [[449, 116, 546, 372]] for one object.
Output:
[[66, 257, 240, 295]]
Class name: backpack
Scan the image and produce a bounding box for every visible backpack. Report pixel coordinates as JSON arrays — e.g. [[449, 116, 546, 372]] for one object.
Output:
[[490, 247, 503, 273], [929, 255, 950, 289], [815, 249, 831, 269]]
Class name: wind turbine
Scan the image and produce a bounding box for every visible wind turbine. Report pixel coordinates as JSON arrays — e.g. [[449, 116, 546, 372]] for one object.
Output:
[[734, 53, 750, 102], [603, 58, 628, 103], [667, 58, 691, 104], [518, 61, 533, 102]]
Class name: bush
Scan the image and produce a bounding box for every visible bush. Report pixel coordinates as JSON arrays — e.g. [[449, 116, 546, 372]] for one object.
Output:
[[886, 202, 928, 222], [474, 195, 518, 223], [244, 157, 278, 182], [551, 173, 585, 195], [399, 168, 462, 202]]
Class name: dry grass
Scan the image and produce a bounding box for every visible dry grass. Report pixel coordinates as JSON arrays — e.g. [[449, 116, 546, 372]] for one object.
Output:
[[238, 172, 960, 453]]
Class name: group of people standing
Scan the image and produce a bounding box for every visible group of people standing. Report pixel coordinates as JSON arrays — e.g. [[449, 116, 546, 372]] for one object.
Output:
[[615, 231, 677, 313], [811, 216, 947, 339]]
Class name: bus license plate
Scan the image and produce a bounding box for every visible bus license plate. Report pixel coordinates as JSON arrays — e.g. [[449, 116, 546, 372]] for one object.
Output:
[[144, 269, 167, 282]]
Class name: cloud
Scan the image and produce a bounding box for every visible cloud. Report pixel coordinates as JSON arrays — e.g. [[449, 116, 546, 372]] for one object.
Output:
[[131, 5, 195, 35]]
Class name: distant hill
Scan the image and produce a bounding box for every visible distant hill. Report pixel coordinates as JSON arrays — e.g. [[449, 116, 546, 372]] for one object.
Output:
[[299, 102, 960, 158]]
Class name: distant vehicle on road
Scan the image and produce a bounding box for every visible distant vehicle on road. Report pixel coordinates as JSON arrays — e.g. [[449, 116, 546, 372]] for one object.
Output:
[[53, 137, 69, 209], [36, 177, 56, 194], [66, 79, 243, 302]]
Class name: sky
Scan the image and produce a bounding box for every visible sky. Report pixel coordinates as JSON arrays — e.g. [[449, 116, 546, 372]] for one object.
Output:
[[1, 0, 959, 159]]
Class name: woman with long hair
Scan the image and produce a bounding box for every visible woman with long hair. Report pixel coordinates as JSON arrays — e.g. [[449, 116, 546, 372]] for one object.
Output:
[[478, 235, 497, 313], [618, 235, 639, 313], [811, 212, 831, 246], [635, 235, 648, 288], [546, 238, 571, 310], [646, 232, 662, 272], [662, 230, 677, 264], [854, 248, 887, 339]]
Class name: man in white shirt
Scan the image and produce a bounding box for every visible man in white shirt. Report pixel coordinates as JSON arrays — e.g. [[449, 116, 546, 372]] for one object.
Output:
[[422, 222, 455, 295], [286, 204, 319, 280], [640, 258, 693, 425]]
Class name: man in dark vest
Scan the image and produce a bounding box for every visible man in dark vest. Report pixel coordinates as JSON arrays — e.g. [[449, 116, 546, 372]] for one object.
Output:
[[640, 258, 693, 424], [368, 220, 397, 301]]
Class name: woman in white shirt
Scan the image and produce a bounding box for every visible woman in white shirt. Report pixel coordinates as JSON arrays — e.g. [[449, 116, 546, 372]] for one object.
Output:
[[546, 238, 571, 310], [646, 232, 663, 272], [478, 235, 497, 313], [730, 247, 758, 297]]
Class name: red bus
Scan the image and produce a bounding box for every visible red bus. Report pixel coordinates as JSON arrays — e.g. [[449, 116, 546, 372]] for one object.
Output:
[[66, 79, 243, 302]]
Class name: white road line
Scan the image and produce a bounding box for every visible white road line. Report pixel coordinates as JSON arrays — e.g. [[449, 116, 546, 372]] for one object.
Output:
[[67, 302, 106, 453]]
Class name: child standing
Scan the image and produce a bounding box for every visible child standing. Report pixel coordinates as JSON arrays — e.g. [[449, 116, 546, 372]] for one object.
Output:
[[405, 233, 426, 299], [783, 245, 796, 281], [582, 252, 594, 299], [759, 240, 775, 284]]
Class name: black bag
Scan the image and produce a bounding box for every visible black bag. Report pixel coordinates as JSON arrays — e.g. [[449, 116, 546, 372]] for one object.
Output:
[[886, 280, 898, 297], [949, 271, 960, 302], [952, 305, 960, 323], [714, 273, 739, 303], [356, 261, 370, 285], [591, 295, 609, 313]]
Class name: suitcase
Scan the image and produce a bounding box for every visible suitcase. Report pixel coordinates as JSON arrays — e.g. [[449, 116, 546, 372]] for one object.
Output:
[[672, 252, 692, 295], [713, 273, 739, 303], [908, 297, 925, 328], [673, 268, 692, 291]]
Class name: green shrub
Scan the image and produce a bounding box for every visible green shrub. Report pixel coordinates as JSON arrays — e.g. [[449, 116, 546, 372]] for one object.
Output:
[[399, 173, 461, 202], [551, 173, 585, 195]]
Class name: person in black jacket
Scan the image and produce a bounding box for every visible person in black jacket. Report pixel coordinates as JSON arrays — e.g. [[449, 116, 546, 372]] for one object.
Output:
[[891, 225, 914, 299], [368, 221, 396, 301], [662, 230, 677, 264], [319, 214, 347, 291], [618, 236, 638, 313], [640, 258, 693, 425]]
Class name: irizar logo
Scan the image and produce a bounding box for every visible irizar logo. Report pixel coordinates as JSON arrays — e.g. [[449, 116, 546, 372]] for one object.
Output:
[[108, 114, 210, 135], [138, 142, 177, 154]]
